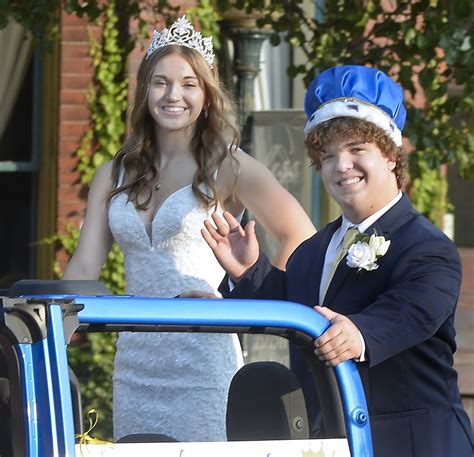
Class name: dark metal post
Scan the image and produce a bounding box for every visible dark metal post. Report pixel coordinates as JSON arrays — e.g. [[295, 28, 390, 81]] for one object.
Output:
[[221, 24, 272, 148]]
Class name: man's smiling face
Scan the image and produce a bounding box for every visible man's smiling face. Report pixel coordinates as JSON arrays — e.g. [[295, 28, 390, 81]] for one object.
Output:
[[320, 138, 399, 223]]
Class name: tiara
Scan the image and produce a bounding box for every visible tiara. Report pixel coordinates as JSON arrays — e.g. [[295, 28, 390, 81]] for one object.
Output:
[[146, 16, 215, 68]]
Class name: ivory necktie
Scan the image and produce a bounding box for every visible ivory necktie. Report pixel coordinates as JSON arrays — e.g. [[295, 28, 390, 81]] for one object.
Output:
[[322, 227, 359, 299]]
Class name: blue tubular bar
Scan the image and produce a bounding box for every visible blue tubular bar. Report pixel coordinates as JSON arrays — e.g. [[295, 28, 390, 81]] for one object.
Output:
[[16, 318, 75, 457], [55, 295, 339, 330], [16, 343, 39, 456], [32, 295, 372, 456], [46, 304, 76, 456], [335, 361, 372, 457], [37, 337, 58, 456], [15, 304, 76, 456]]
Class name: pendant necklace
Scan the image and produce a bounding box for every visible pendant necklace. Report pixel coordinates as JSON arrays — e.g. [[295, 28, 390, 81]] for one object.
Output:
[[154, 162, 169, 192], [154, 152, 188, 192]]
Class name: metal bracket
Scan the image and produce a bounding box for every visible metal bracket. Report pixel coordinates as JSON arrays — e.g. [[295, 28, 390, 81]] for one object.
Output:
[[0, 298, 83, 344]]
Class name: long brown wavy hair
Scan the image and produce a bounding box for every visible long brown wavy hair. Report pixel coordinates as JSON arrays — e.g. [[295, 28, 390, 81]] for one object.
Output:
[[107, 44, 241, 209]]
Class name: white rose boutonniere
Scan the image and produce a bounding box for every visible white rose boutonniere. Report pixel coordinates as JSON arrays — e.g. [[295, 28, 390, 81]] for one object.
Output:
[[346, 233, 390, 272]]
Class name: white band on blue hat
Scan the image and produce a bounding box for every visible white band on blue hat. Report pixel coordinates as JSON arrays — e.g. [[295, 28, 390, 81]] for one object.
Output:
[[304, 97, 403, 147]]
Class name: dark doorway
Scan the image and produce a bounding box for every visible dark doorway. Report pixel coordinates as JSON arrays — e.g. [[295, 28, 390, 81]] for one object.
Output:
[[0, 55, 38, 289]]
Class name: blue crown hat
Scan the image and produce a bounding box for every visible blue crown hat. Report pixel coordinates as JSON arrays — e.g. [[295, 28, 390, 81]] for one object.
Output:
[[304, 65, 407, 146]]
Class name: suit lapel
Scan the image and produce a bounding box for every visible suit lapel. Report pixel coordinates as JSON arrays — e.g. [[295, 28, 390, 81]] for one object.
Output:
[[322, 194, 414, 306], [307, 217, 342, 306], [368, 193, 414, 239]]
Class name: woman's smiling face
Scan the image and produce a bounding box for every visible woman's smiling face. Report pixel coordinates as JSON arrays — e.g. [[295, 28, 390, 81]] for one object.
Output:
[[147, 53, 205, 135]]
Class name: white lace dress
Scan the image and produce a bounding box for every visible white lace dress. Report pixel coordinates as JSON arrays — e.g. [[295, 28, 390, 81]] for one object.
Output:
[[108, 183, 243, 442]]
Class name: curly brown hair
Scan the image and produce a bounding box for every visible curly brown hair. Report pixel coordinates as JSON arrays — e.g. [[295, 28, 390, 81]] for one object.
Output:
[[304, 117, 407, 189], [107, 44, 240, 209]]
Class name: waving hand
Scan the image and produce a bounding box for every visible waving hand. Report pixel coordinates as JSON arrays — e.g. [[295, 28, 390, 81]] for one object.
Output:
[[202, 211, 259, 282]]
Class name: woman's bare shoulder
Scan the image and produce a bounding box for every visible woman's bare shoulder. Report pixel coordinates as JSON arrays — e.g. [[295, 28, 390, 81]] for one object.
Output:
[[89, 160, 115, 194], [217, 147, 255, 181], [94, 160, 114, 178]]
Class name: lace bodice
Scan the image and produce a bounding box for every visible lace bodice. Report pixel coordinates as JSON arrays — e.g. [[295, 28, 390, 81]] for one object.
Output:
[[109, 184, 226, 296]]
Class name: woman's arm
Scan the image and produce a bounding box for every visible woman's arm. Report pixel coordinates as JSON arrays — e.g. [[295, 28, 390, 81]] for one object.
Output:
[[63, 162, 115, 280], [219, 150, 316, 270]]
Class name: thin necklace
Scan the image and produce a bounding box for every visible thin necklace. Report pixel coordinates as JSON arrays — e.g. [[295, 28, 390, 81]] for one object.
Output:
[[154, 152, 192, 191]]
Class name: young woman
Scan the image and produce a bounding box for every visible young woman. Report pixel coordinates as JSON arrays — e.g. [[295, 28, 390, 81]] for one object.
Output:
[[63, 16, 316, 443]]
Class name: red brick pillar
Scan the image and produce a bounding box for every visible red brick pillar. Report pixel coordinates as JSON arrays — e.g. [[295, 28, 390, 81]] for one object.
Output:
[[56, 12, 101, 269]]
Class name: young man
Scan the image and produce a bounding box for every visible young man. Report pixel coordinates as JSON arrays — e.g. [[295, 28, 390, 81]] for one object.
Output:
[[200, 65, 474, 456]]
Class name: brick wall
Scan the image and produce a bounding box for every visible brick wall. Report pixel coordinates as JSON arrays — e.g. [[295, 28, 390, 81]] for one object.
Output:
[[56, 11, 100, 268]]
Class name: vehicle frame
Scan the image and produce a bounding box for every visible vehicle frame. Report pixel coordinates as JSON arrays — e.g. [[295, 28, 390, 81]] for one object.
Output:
[[0, 281, 373, 456]]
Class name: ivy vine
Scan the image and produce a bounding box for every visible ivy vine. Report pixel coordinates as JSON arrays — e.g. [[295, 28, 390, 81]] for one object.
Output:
[[186, 0, 222, 50], [76, 5, 129, 184]]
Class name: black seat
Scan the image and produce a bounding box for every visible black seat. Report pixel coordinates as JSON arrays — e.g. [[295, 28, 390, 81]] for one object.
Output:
[[0, 343, 12, 456], [0, 376, 11, 456], [69, 366, 83, 435], [117, 434, 177, 443], [226, 361, 309, 441]]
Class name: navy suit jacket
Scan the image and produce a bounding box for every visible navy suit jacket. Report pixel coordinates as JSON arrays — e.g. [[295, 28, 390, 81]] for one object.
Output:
[[226, 194, 473, 457]]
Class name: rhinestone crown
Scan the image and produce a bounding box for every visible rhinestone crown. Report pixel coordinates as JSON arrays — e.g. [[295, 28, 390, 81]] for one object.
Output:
[[146, 16, 215, 68]]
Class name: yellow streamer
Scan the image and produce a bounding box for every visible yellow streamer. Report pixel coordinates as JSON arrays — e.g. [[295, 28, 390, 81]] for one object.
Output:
[[75, 408, 114, 451]]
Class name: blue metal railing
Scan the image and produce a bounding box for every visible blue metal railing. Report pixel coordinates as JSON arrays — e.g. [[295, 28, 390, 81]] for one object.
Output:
[[11, 296, 373, 456]]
